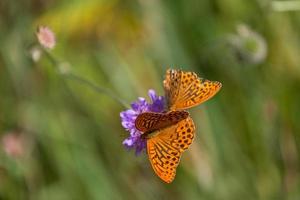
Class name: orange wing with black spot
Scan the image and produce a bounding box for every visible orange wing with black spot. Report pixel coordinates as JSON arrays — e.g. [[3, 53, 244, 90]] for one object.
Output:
[[147, 117, 195, 183], [135, 111, 189, 133], [164, 69, 222, 110], [142, 69, 221, 183], [163, 69, 182, 109]]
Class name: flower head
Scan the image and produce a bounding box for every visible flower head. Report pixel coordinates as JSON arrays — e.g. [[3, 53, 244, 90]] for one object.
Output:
[[120, 89, 165, 154], [2, 132, 25, 158], [36, 26, 56, 49], [228, 24, 267, 64]]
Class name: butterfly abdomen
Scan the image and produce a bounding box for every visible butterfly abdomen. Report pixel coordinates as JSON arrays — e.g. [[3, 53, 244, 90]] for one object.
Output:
[[135, 111, 189, 134]]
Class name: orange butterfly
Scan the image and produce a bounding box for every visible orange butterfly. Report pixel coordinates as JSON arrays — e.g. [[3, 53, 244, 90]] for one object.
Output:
[[135, 69, 222, 183]]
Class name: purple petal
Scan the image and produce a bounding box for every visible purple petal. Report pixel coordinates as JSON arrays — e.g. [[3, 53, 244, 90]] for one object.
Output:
[[131, 102, 140, 111], [148, 89, 157, 102], [123, 137, 136, 147], [149, 98, 165, 112], [134, 139, 146, 155], [121, 121, 133, 129]]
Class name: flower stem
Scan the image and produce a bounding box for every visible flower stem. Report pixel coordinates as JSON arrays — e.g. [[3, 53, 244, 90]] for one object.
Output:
[[42, 48, 130, 108], [63, 73, 130, 108]]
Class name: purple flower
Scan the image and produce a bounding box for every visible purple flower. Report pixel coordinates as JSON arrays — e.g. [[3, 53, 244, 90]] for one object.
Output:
[[120, 89, 165, 154]]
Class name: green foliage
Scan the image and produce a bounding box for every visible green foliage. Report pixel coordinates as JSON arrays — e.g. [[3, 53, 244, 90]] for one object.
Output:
[[0, 0, 300, 199]]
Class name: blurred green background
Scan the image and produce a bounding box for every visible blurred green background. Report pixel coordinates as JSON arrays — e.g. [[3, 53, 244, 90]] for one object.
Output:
[[1, 0, 300, 199]]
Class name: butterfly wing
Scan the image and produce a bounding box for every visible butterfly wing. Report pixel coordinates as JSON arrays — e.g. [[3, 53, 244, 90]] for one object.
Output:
[[164, 69, 222, 110], [147, 117, 195, 183], [163, 69, 183, 109], [135, 111, 189, 133]]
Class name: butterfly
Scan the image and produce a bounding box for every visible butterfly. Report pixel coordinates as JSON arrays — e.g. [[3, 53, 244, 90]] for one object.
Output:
[[135, 69, 222, 183]]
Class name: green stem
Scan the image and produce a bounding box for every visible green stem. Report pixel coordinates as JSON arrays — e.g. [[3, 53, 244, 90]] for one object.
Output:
[[42, 48, 130, 108], [63, 73, 130, 108]]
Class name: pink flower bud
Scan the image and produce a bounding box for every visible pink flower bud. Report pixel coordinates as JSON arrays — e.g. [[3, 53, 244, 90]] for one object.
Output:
[[36, 26, 56, 49]]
